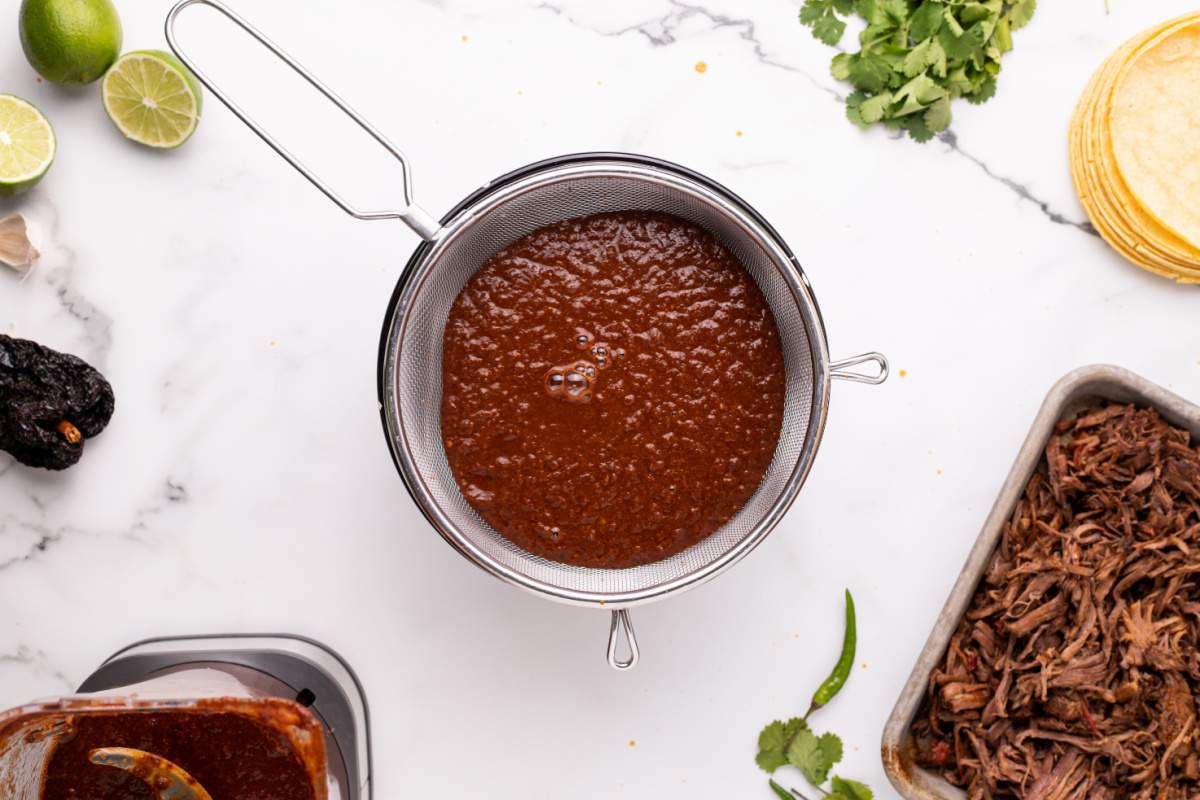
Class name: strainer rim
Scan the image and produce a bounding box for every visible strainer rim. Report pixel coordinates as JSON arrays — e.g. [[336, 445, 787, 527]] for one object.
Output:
[[378, 152, 832, 608]]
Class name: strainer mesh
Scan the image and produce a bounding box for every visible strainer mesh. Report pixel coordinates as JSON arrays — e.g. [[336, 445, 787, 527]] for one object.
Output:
[[385, 164, 821, 601]]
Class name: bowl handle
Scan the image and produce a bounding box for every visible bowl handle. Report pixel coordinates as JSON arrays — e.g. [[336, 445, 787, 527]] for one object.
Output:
[[831, 352, 889, 385], [164, 0, 441, 241], [607, 610, 640, 671]]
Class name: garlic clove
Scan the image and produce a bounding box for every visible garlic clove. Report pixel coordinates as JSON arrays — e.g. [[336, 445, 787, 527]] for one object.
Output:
[[0, 213, 39, 274]]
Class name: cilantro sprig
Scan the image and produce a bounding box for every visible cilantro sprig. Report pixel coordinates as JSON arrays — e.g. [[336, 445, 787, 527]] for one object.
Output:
[[800, 0, 1037, 141], [756, 591, 871, 799], [757, 720, 871, 799]]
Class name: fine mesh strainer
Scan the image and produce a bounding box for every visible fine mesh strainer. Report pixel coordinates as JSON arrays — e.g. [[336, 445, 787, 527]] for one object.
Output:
[[167, 0, 888, 671]]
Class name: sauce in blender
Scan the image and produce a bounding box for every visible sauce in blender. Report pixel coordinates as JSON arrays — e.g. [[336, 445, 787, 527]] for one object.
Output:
[[41, 709, 320, 800]]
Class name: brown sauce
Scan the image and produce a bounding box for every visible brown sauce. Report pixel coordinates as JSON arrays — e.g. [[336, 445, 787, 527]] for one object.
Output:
[[441, 211, 785, 568], [41, 710, 318, 800]]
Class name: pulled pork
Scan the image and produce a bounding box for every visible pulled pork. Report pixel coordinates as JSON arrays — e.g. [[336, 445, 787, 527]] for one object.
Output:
[[912, 403, 1200, 799]]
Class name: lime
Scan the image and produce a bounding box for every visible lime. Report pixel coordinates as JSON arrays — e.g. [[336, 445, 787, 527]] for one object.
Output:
[[102, 50, 203, 149], [0, 95, 56, 196], [19, 0, 122, 85]]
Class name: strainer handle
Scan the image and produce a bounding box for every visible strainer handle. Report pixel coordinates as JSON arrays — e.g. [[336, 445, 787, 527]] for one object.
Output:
[[607, 610, 639, 671], [830, 352, 889, 385], [164, 0, 441, 241]]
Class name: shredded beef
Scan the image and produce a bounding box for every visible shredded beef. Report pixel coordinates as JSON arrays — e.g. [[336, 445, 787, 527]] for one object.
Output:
[[912, 403, 1200, 799]]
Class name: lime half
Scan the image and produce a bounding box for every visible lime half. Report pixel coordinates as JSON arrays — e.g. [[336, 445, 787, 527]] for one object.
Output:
[[102, 50, 203, 149], [0, 95, 56, 196]]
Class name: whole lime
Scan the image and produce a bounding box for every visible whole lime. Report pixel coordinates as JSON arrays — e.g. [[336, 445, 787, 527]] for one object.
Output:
[[19, 0, 123, 85]]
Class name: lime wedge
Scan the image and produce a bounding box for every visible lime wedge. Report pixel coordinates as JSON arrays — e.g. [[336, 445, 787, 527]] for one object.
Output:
[[0, 94, 55, 196], [102, 50, 202, 149]]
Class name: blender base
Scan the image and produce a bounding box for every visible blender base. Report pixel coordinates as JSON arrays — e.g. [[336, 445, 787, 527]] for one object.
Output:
[[78, 634, 371, 800]]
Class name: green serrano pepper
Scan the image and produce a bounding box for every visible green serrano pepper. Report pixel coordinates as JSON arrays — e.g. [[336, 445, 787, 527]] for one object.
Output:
[[806, 589, 856, 718], [769, 780, 813, 800], [768, 779, 793, 800]]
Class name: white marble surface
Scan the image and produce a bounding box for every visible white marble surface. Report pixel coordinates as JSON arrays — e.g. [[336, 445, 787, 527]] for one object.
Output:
[[2, 0, 1200, 797]]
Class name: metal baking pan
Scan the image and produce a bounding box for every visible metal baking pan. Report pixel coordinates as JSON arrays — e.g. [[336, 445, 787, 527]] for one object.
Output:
[[881, 364, 1200, 800]]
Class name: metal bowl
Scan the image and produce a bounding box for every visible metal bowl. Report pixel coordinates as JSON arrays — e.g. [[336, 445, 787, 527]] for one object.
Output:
[[165, 0, 888, 670]]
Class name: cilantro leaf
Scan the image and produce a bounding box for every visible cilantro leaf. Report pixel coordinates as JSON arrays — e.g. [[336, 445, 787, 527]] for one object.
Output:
[[812, 13, 847, 46], [944, 65, 973, 96], [902, 113, 935, 142], [902, 39, 932, 78], [942, 7, 964, 36], [847, 52, 892, 93], [858, 0, 907, 47], [892, 74, 946, 116], [799, 0, 828, 25], [831, 52, 853, 80], [925, 38, 948, 78], [800, 0, 847, 45], [938, 24, 982, 62], [756, 748, 789, 773], [992, 16, 1013, 53], [858, 91, 893, 124], [879, 0, 908, 25], [909, 1, 945, 41], [831, 776, 874, 800], [787, 730, 824, 785], [966, 75, 997, 104], [756, 718, 807, 773], [845, 91, 869, 128], [788, 729, 843, 787], [818, 731, 844, 767], [923, 96, 952, 132], [960, 2, 994, 26], [1008, 0, 1036, 29]]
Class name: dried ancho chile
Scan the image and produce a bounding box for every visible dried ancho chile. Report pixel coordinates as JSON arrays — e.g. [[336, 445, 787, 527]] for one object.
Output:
[[0, 334, 114, 470]]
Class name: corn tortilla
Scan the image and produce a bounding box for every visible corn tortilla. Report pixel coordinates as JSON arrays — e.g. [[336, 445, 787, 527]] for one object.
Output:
[[1071, 50, 1192, 277], [1110, 20, 1200, 250], [1067, 14, 1200, 282], [1082, 40, 1200, 275]]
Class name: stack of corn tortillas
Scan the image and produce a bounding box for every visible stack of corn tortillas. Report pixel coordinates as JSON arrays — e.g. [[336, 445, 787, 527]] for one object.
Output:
[[1069, 14, 1200, 283]]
